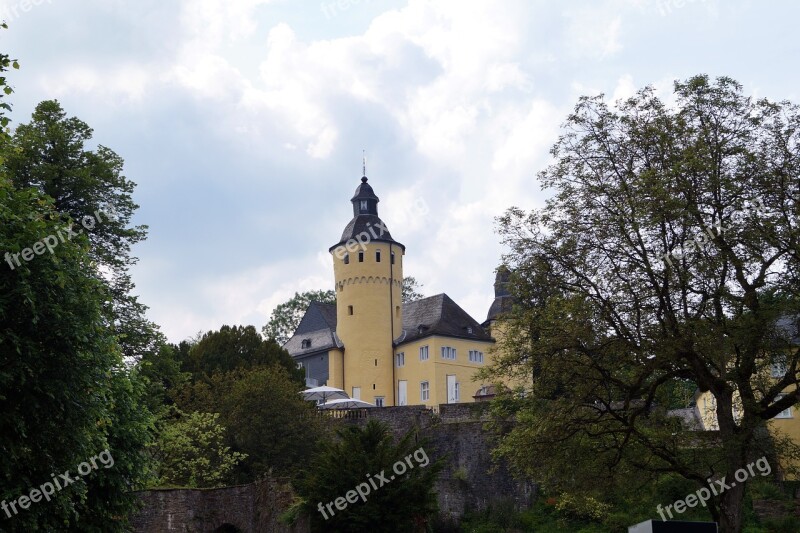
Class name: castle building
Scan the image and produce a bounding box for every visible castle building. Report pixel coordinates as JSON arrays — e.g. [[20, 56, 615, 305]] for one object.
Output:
[[285, 175, 508, 407]]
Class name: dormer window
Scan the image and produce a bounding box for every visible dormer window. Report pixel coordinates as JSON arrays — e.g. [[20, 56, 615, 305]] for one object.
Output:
[[360, 200, 368, 212], [467, 326, 473, 334], [301, 339, 312, 349]]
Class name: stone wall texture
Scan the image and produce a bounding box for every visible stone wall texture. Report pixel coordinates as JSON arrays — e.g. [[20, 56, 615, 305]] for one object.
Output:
[[131, 404, 532, 532]]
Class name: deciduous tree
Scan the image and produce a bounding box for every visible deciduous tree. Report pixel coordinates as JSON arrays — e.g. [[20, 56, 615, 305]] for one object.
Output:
[[484, 75, 800, 533]]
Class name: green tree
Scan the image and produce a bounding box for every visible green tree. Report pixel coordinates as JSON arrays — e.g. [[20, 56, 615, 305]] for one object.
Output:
[[263, 290, 336, 345], [6, 100, 159, 361], [295, 420, 442, 533], [484, 75, 800, 533], [151, 410, 246, 488], [402, 276, 424, 302], [0, 178, 152, 531], [174, 366, 325, 483], [137, 342, 190, 415], [182, 324, 302, 383]]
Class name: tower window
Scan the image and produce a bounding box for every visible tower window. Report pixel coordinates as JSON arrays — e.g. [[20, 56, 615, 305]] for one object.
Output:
[[359, 251, 364, 262], [376, 250, 381, 262], [391, 252, 395, 264], [374, 359, 378, 366], [360, 200, 368, 212], [348, 305, 354, 315], [344, 254, 349, 265], [395, 306, 400, 318]]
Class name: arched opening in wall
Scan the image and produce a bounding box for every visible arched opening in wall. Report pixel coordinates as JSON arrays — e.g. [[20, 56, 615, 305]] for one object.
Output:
[[213, 524, 242, 533]]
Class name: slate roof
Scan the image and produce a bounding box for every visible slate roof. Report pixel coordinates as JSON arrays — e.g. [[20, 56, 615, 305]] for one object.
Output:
[[331, 214, 404, 251], [485, 266, 514, 324], [284, 302, 342, 357], [395, 293, 493, 346], [776, 315, 800, 345], [329, 176, 405, 252]]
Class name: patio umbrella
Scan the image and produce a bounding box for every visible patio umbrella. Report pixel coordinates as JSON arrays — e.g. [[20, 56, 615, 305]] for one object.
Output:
[[299, 386, 349, 404], [318, 398, 376, 409]]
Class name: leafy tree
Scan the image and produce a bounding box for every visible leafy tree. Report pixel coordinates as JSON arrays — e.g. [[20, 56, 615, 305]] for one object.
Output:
[[263, 290, 336, 345], [173, 366, 325, 483], [151, 410, 246, 488], [402, 276, 424, 302], [137, 342, 190, 415], [5, 100, 159, 361], [182, 324, 302, 383], [484, 75, 800, 533], [0, 177, 152, 531], [295, 420, 443, 533], [0, 22, 18, 133]]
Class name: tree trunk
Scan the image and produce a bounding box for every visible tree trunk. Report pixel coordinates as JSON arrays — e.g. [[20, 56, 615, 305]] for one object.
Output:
[[718, 480, 745, 533]]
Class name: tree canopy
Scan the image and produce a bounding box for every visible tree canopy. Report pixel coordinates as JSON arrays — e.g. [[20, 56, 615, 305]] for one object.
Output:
[[5, 99, 159, 361], [294, 420, 442, 533], [484, 75, 800, 533]]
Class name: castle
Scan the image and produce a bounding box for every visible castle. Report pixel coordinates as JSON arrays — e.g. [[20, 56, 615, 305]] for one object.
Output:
[[285, 175, 511, 407]]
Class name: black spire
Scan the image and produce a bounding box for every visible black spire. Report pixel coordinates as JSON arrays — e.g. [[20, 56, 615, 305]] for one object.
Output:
[[350, 176, 379, 217]]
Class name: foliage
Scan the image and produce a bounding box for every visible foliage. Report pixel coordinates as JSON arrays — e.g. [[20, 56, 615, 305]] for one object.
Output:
[[6, 99, 159, 361], [137, 342, 190, 415], [0, 22, 19, 133], [402, 276, 425, 302], [0, 178, 152, 531], [150, 410, 246, 488], [173, 365, 324, 483], [484, 75, 800, 533], [182, 324, 303, 383], [263, 290, 336, 345], [295, 420, 443, 533]]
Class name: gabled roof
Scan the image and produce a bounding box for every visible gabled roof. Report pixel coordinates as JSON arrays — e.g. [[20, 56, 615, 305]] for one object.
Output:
[[284, 302, 342, 357], [294, 301, 337, 334], [395, 293, 493, 346]]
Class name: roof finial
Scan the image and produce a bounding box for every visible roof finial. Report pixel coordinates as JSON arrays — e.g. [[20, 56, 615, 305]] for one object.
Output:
[[362, 150, 367, 178]]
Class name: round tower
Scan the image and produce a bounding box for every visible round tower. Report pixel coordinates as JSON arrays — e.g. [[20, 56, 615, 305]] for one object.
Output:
[[329, 176, 405, 406]]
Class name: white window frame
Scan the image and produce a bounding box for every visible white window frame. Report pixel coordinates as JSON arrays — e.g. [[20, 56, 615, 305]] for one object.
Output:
[[352, 387, 361, 400], [419, 345, 429, 361], [396, 352, 405, 367], [375, 396, 385, 407], [441, 346, 456, 360], [775, 393, 794, 419], [420, 381, 430, 402], [469, 350, 484, 363]]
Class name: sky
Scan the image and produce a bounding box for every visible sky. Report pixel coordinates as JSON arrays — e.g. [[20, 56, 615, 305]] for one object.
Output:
[[2, 0, 799, 343]]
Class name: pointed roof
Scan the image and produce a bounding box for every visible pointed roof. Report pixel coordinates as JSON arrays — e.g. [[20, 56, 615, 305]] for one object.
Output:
[[330, 176, 405, 252], [284, 302, 342, 356], [485, 266, 515, 323], [395, 293, 493, 346]]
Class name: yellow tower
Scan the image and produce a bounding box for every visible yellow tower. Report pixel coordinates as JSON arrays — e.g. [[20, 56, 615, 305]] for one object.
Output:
[[329, 176, 405, 407]]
